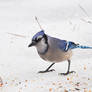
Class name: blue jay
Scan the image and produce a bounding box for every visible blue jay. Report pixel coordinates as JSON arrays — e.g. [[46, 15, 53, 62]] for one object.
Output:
[[28, 30, 92, 75]]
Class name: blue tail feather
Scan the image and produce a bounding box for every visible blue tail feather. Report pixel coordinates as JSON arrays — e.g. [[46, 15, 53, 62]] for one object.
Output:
[[76, 45, 92, 49], [65, 41, 92, 51]]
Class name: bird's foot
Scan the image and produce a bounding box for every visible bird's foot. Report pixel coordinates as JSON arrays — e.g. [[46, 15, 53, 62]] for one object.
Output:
[[59, 71, 76, 75], [38, 69, 55, 73]]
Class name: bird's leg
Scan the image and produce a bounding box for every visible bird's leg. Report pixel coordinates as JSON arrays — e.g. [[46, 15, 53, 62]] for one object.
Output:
[[59, 60, 76, 75], [38, 63, 55, 73]]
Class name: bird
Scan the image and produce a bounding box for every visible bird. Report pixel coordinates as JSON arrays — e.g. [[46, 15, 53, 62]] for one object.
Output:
[[28, 30, 92, 75]]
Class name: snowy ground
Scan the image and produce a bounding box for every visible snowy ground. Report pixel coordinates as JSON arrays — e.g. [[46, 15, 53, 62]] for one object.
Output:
[[0, 0, 92, 92]]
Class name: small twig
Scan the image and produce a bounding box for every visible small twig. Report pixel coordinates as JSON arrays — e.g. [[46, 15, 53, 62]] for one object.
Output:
[[7, 32, 27, 38], [80, 18, 92, 24], [35, 16, 43, 30], [78, 4, 92, 24], [78, 4, 89, 17]]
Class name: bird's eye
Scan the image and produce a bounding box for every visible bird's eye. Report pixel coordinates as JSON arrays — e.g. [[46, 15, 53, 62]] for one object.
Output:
[[37, 35, 43, 41]]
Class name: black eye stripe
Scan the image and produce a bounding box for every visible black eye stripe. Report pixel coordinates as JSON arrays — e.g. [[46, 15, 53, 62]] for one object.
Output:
[[32, 37, 42, 42]]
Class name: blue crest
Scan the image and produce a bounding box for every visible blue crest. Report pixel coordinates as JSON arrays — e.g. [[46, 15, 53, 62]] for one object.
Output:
[[32, 30, 45, 40]]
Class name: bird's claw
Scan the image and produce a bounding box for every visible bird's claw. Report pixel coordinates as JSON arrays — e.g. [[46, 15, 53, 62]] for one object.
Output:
[[38, 69, 55, 73], [59, 71, 76, 75]]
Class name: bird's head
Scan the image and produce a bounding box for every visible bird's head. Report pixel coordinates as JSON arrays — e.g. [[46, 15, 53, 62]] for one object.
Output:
[[28, 30, 48, 47]]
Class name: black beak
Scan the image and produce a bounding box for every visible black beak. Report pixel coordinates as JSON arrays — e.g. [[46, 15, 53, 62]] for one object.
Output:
[[28, 41, 36, 47]]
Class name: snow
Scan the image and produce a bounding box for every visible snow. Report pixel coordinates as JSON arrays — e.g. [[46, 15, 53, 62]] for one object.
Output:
[[0, 0, 92, 92]]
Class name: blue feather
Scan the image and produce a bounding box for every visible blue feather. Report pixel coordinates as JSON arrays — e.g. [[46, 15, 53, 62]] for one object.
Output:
[[76, 45, 92, 49], [68, 42, 77, 49], [32, 30, 45, 40], [58, 41, 77, 51], [64, 41, 77, 51], [57, 39, 92, 52], [57, 39, 67, 51], [64, 41, 92, 51]]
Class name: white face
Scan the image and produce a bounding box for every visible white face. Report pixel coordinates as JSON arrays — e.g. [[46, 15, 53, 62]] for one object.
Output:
[[36, 37, 46, 47], [36, 37, 48, 54]]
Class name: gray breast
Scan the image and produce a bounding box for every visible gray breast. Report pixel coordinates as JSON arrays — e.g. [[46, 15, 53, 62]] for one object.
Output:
[[38, 36, 72, 63]]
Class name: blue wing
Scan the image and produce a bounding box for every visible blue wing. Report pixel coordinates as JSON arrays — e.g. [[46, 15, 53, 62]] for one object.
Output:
[[57, 40, 67, 51], [49, 36, 78, 52], [58, 40, 78, 51]]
